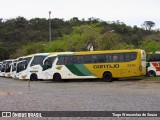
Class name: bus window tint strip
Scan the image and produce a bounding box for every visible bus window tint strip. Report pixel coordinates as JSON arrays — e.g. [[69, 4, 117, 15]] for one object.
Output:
[[57, 52, 137, 65], [147, 54, 160, 62]]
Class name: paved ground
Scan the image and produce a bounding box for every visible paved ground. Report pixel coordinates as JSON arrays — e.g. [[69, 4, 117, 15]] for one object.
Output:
[[0, 77, 160, 120]]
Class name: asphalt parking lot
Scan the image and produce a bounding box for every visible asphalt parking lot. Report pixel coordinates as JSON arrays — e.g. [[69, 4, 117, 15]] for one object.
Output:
[[0, 77, 160, 120]]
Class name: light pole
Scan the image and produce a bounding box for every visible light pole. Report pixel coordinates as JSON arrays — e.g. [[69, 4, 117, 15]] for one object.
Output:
[[49, 11, 52, 42]]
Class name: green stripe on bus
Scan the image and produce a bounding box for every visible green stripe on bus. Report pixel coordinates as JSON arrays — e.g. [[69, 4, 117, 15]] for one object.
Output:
[[74, 64, 93, 76], [65, 65, 85, 76], [65, 64, 93, 76]]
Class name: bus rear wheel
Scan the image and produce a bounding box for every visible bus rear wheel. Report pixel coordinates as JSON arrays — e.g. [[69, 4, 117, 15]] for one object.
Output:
[[148, 70, 156, 77], [53, 73, 62, 82], [103, 72, 113, 82], [30, 74, 38, 81]]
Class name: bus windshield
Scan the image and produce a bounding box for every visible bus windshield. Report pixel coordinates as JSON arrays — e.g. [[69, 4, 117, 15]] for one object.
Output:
[[17, 61, 27, 73], [5, 61, 12, 72], [1, 61, 6, 72], [31, 55, 48, 67], [16, 57, 32, 73], [23, 57, 32, 65]]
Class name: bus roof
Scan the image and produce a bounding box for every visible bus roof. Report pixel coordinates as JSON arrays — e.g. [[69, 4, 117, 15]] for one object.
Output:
[[45, 52, 73, 58], [74, 49, 143, 55], [45, 49, 143, 58], [26, 53, 53, 57]]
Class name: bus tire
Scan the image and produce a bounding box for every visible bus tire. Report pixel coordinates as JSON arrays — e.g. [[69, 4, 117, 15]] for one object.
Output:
[[53, 73, 62, 82], [30, 73, 38, 81], [148, 70, 156, 77], [103, 72, 113, 82]]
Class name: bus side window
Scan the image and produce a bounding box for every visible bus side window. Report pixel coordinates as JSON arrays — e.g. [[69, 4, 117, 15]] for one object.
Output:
[[119, 54, 124, 62], [70, 56, 77, 64], [91, 55, 98, 63], [83, 55, 91, 63], [77, 56, 84, 64], [125, 53, 131, 62], [104, 54, 112, 62], [125, 52, 137, 62], [57, 57, 65, 65], [131, 53, 137, 60], [97, 55, 106, 63], [65, 56, 71, 64], [113, 54, 119, 62]]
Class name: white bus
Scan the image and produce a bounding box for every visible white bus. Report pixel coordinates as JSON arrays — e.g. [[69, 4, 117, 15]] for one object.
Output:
[[11, 56, 25, 78], [16, 53, 51, 80], [0, 60, 13, 77], [10, 59, 18, 78], [43, 52, 72, 80], [0, 60, 6, 76], [4, 59, 14, 77]]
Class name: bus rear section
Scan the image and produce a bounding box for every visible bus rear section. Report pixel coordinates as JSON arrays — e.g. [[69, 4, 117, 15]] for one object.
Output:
[[146, 54, 160, 76]]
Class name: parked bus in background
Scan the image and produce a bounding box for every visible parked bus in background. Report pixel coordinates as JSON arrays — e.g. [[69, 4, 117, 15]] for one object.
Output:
[[0, 61, 2, 69], [0, 62, 2, 75], [42, 49, 146, 82], [146, 54, 160, 77], [4, 59, 14, 77], [10, 59, 18, 78], [0, 60, 6, 76], [0, 60, 13, 77], [16, 53, 51, 80], [43, 52, 72, 80], [11, 56, 25, 78]]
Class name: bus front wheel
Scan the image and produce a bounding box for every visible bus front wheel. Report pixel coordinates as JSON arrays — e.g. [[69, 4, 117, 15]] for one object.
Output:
[[30, 74, 38, 81], [53, 73, 62, 82], [148, 70, 156, 77], [103, 72, 113, 82]]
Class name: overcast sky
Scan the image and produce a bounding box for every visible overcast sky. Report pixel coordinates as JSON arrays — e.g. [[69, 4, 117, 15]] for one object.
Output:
[[0, 0, 160, 28]]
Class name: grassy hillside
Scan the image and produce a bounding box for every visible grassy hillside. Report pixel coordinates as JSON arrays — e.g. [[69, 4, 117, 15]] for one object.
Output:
[[0, 17, 159, 60]]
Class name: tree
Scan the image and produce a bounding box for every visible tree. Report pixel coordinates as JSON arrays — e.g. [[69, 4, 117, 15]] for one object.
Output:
[[66, 24, 102, 51], [142, 21, 155, 31], [140, 39, 160, 53], [95, 32, 121, 50], [0, 48, 10, 60]]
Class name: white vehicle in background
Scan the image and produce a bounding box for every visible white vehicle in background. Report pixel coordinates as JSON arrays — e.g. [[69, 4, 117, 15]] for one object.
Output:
[[16, 53, 51, 80], [0, 62, 2, 75], [0, 59, 14, 77], [0, 60, 6, 76], [4, 59, 14, 77], [42, 52, 72, 80], [10, 59, 18, 78], [146, 54, 160, 76], [11, 57, 25, 78]]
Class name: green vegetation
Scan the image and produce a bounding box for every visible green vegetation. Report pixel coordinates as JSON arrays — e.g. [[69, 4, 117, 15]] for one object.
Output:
[[0, 17, 160, 60]]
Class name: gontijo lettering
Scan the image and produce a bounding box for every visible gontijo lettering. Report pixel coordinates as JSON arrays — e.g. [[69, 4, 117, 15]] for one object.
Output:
[[93, 64, 119, 69]]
